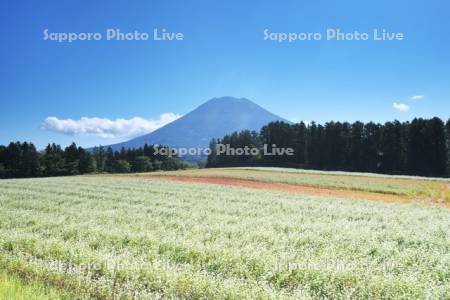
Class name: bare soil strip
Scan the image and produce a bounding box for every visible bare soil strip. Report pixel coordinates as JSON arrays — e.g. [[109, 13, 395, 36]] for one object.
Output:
[[124, 175, 448, 207]]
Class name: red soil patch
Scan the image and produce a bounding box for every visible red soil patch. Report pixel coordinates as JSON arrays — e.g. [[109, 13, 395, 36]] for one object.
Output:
[[132, 175, 419, 205]]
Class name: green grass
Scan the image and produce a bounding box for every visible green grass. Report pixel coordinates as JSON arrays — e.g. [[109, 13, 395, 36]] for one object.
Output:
[[234, 167, 450, 181], [0, 175, 449, 299], [0, 271, 72, 300], [140, 167, 450, 202]]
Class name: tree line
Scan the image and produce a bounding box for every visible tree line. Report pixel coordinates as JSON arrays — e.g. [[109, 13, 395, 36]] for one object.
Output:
[[207, 117, 450, 177], [0, 142, 189, 179]]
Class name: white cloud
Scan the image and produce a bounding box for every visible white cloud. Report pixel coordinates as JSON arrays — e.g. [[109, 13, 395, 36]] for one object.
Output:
[[392, 102, 410, 112], [43, 113, 181, 138], [288, 118, 310, 126], [410, 95, 424, 100]]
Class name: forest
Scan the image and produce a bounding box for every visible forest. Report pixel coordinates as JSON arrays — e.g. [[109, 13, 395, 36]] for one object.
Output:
[[0, 143, 188, 178], [2, 117, 450, 179], [207, 117, 450, 177]]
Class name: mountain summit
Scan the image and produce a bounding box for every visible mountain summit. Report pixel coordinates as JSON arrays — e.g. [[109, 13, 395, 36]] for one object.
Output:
[[105, 97, 289, 151]]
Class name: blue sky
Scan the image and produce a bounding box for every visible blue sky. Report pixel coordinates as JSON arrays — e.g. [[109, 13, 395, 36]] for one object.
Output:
[[1, 0, 449, 148]]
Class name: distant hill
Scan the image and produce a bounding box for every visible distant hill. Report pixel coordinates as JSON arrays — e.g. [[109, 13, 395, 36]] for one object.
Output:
[[103, 96, 289, 152]]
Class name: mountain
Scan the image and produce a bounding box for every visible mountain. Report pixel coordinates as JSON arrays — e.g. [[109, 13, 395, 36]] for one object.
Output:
[[104, 96, 289, 152]]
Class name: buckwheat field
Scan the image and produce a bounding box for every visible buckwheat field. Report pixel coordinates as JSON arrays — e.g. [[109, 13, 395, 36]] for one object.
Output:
[[0, 172, 449, 299]]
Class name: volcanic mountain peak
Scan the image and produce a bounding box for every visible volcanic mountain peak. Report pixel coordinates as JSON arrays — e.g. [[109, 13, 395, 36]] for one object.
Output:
[[104, 96, 288, 151]]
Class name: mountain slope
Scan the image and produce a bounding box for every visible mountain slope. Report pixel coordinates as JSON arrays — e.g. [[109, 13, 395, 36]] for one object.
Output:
[[105, 97, 289, 151]]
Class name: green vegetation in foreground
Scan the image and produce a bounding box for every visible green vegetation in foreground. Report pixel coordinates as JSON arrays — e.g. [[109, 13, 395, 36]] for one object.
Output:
[[0, 176, 449, 299], [0, 271, 72, 300], [141, 167, 450, 202]]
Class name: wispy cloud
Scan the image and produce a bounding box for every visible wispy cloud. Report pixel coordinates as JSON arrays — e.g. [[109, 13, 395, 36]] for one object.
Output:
[[410, 95, 424, 100], [43, 113, 181, 138], [392, 102, 410, 112]]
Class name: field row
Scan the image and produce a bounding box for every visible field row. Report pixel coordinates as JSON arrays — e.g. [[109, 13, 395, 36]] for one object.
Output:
[[136, 168, 450, 204]]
